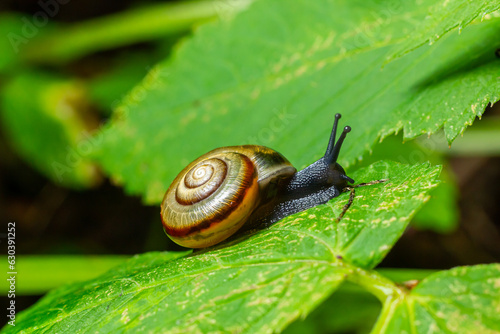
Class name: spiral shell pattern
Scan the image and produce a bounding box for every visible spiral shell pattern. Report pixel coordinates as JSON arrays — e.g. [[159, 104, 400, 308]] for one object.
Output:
[[175, 158, 227, 205], [161, 152, 259, 248], [161, 145, 296, 248]]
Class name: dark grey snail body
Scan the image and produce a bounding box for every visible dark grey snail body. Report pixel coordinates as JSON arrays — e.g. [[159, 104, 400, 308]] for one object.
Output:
[[247, 114, 354, 228], [161, 113, 354, 248]]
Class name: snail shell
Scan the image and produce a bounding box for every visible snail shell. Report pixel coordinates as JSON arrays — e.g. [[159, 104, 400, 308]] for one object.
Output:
[[161, 145, 296, 248]]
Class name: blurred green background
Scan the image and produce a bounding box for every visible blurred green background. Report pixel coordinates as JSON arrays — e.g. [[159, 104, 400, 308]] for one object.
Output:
[[0, 0, 499, 332]]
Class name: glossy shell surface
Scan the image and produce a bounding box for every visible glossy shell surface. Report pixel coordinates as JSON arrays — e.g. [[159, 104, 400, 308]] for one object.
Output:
[[161, 145, 296, 248]]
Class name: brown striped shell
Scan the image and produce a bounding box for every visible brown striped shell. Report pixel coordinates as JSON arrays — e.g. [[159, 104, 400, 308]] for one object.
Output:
[[160, 145, 296, 248]]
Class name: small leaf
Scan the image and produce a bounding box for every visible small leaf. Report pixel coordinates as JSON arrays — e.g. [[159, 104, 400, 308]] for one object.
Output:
[[380, 264, 500, 334], [4, 161, 439, 333]]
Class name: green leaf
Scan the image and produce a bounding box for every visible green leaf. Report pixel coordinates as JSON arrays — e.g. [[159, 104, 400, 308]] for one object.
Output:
[[4, 161, 439, 333], [378, 264, 500, 334], [92, 0, 500, 204], [0, 71, 101, 188], [387, 1, 500, 61]]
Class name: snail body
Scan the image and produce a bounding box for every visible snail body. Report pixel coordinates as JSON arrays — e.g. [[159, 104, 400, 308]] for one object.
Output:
[[161, 113, 354, 248]]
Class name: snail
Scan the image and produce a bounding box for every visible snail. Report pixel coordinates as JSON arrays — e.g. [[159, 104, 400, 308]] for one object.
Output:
[[161, 113, 354, 248]]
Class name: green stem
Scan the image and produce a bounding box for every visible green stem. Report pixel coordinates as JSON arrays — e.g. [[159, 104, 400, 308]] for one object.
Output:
[[1, 255, 129, 295], [22, 0, 251, 64], [346, 266, 406, 334]]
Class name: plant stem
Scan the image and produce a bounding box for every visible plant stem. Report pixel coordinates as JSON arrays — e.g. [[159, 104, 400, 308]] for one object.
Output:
[[0, 255, 129, 295], [21, 0, 251, 64], [346, 265, 406, 333]]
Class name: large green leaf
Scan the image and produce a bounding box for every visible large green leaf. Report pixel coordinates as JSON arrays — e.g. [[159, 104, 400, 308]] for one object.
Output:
[[3, 161, 440, 333], [92, 0, 500, 203]]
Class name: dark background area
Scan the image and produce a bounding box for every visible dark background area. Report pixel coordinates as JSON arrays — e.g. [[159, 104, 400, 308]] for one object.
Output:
[[1, 0, 499, 330]]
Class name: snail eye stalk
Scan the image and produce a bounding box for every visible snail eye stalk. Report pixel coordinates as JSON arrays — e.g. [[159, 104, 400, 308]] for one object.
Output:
[[324, 113, 351, 164]]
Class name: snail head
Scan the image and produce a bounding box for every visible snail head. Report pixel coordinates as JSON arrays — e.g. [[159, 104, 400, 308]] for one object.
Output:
[[322, 113, 354, 187]]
